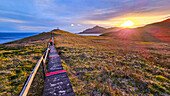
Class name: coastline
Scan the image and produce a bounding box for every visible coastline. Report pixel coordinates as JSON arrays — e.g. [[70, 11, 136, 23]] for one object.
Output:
[[0, 32, 40, 44]]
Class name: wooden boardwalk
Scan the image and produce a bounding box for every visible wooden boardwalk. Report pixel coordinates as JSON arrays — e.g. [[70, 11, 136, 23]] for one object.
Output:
[[43, 45, 75, 96]]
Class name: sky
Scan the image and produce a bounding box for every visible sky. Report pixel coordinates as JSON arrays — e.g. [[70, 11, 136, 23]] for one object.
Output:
[[0, 0, 170, 33]]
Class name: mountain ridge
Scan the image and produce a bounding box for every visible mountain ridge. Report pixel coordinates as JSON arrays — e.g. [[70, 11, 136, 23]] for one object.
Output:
[[100, 18, 170, 42], [79, 18, 170, 36], [79, 25, 107, 34]]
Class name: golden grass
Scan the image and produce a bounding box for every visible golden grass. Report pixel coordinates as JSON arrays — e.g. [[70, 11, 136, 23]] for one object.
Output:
[[0, 29, 169, 95]]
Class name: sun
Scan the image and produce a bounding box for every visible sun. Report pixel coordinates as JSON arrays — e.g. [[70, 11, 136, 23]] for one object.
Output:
[[121, 20, 134, 28]]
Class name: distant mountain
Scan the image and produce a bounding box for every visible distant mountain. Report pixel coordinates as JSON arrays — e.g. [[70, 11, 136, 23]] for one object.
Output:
[[79, 25, 107, 34], [101, 18, 170, 42], [79, 25, 123, 34]]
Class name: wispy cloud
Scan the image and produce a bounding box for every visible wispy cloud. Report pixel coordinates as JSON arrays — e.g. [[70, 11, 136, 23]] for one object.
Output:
[[0, 10, 33, 17], [85, 0, 170, 21], [0, 18, 28, 23], [0, 0, 170, 32], [18, 25, 55, 31]]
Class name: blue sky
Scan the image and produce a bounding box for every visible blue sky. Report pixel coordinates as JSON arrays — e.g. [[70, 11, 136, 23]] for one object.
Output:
[[0, 0, 170, 33]]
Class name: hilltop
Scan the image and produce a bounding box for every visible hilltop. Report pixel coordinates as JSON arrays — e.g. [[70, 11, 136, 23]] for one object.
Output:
[[79, 25, 107, 34], [143, 18, 170, 42], [101, 18, 170, 42], [0, 29, 78, 47], [78, 18, 170, 42], [79, 25, 123, 34]]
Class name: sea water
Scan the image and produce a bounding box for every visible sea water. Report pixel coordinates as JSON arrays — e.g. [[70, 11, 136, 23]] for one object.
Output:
[[0, 32, 40, 44]]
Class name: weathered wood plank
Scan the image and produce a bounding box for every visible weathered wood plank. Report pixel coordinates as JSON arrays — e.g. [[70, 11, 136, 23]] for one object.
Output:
[[43, 45, 75, 96]]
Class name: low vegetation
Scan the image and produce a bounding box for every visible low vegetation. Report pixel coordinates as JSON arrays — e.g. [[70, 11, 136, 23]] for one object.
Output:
[[0, 29, 169, 95]]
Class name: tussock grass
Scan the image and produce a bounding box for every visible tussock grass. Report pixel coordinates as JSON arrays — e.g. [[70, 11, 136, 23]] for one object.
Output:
[[0, 29, 169, 95]]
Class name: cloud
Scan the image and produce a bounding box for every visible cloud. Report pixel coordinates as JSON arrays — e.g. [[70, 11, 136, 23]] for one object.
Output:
[[0, 0, 170, 32], [71, 24, 74, 27], [0, 18, 28, 23], [34, 0, 63, 18], [77, 24, 81, 26], [164, 16, 170, 19], [18, 25, 55, 31], [0, 10, 33, 17], [85, 0, 170, 21]]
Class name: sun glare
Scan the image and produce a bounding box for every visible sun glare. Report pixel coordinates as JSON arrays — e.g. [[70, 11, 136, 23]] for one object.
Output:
[[121, 20, 134, 28]]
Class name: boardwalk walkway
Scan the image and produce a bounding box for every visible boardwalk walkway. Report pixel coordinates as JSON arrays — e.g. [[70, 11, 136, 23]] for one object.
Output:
[[43, 45, 75, 96]]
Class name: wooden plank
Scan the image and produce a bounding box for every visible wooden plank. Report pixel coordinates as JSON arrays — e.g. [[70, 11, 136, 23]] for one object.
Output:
[[43, 45, 75, 96]]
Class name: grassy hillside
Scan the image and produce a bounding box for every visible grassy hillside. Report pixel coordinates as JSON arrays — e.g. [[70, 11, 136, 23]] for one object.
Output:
[[145, 19, 170, 28], [0, 29, 170, 95], [100, 28, 163, 42], [144, 19, 170, 42], [101, 18, 170, 43], [0, 32, 51, 95]]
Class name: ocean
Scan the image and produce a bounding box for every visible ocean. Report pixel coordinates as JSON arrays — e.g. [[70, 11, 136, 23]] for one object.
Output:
[[0, 32, 40, 44], [0, 32, 101, 44]]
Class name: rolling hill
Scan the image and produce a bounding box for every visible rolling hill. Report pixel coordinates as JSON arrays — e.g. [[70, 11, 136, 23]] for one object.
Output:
[[79, 26, 123, 34], [101, 18, 170, 42], [143, 18, 170, 42], [0, 28, 169, 95]]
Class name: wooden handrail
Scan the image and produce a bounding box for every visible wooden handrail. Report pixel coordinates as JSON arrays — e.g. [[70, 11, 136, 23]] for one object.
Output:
[[19, 47, 49, 96]]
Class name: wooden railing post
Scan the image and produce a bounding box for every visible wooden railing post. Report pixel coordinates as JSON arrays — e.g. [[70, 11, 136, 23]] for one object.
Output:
[[41, 58, 46, 80], [19, 56, 43, 96], [20, 46, 50, 96]]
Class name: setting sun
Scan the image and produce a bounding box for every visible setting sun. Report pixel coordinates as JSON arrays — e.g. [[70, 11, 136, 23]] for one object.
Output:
[[121, 20, 134, 27]]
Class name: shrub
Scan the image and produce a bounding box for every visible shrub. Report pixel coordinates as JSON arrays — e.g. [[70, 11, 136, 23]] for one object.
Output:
[[32, 49, 42, 53]]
